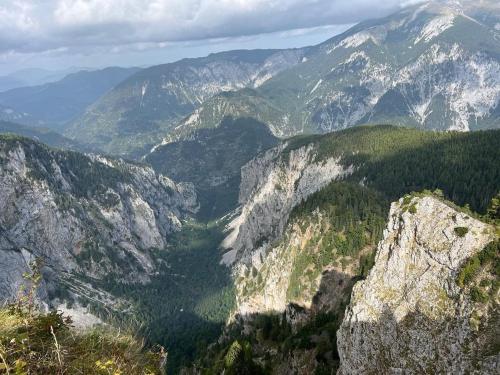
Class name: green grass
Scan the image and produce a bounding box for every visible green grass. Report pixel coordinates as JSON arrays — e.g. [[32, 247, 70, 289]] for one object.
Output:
[[0, 262, 164, 375], [0, 308, 163, 375]]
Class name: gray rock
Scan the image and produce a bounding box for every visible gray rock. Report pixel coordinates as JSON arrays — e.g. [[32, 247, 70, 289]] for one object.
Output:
[[337, 196, 498, 374]]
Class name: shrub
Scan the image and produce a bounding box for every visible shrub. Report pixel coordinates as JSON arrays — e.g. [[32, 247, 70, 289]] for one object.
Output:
[[454, 227, 469, 237], [470, 287, 488, 303], [457, 240, 500, 288]]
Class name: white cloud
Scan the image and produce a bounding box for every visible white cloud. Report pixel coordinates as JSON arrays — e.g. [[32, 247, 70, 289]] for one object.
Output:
[[0, 0, 420, 55]]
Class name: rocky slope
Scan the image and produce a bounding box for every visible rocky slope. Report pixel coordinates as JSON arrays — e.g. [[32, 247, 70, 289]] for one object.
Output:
[[195, 190, 498, 374], [172, 0, 500, 139], [191, 126, 499, 373], [67, 49, 307, 157], [0, 135, 196, 313], [338, 195, 499, 374], [233, 182, 386, 321], [221, 125, 500, 268], [221, 143, 352, 266]]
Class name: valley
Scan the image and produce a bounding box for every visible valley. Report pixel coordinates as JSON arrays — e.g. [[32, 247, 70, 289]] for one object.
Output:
[[0, 0, 498, 374]]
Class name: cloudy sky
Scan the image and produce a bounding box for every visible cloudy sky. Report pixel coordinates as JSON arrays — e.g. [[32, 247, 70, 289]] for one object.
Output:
[[0, 0, 422, 75]]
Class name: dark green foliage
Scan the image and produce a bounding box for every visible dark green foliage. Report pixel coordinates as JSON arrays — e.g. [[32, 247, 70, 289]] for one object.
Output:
[[486, 193, 500, 222], [470, 287, 488, 303], [287, 182, 388, 300], [457, 240, 500, 288], [285, 126, 500, 213], [86, 222, 235, 374], [454, 227, 469, 237], [358, 251, 376, 279], [220, 340, 263, 375]]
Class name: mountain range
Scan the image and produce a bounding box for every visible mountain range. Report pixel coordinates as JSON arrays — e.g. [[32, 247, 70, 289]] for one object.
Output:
[[0, 67, 90, 92], [61, 0, 500, 158], [0, 1, 498, 374], [65, 49, 307, 157], [0, 67, 140, 130]]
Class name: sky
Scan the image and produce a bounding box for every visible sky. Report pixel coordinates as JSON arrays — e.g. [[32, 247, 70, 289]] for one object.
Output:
[[0, 0, 424, 75]]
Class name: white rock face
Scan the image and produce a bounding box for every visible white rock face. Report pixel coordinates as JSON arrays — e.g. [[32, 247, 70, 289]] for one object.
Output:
[[0, 139, 197, 308], [181, 2, 500, 138], [338, 196, 498, 374], [222, 144, 352, 266], [234, 211, 358, 319]]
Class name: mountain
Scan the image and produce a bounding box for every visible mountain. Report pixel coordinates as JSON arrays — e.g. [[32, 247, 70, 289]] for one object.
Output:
[[0, 134, 231, 373], [196, 194, 498, 374], [0, 1, 499, 373], [222, 125, 500, 266], [0, 75, 25, 93], [167, 0, 500, 143], [0, 134, 197, 315], [0, 120, 91, 152], [0, 125, 498, 373], [338, 196, 498, 374], [190, 125, 500, 373], [66, 49, 308, 157], [0, 103, 35, 124], [0, 67, 88, 92], [0, 67, 141, 130], [146, 117, 279, 219]]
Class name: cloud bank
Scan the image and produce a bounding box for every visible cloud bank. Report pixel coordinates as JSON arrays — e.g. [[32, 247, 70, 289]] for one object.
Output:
[[0, 0, 422, 55]]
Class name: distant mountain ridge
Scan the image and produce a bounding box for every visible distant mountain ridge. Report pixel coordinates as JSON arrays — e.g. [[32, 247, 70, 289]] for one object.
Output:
[[0, 67, 89, 92], [51, 2, 497, 160], [0, 120, 90, 152], [0, 67, 141, 130], [166, 0, 499, 143], [66, 49, 309, 157]]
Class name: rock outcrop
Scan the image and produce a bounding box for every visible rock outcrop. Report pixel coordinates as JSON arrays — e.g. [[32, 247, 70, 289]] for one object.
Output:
[[222, 143, 352, 265], [338, 195, 499, 374]]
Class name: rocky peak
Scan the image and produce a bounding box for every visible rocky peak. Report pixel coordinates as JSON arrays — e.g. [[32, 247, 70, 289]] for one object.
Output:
[[338, 195, 498, 374]]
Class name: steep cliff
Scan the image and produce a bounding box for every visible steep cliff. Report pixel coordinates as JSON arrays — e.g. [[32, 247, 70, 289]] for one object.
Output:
[[192, 126, 500, 374], [0, 135, 197, 309], [234, 182, 386, 320], [338, 195, 499, 374], [193, 192, 498, 374], [221, 143, 352, 266], [222, 126, 500, 268]]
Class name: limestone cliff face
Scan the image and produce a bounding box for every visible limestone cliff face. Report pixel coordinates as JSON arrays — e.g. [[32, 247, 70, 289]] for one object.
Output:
[[222, 143, 352, 265], [338, 196, 499, 374], [234, 210, 363, 322], [0, 136, 197, 306]]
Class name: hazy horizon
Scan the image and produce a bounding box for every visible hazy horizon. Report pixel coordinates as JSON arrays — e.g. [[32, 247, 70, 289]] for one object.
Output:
[[0, 0, 422, 75]]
